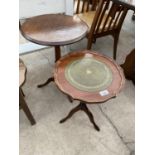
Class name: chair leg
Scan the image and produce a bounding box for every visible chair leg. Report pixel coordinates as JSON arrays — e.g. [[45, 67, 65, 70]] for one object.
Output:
[[113, 33, 119, 60], [92, 38, 96, 43], [19, 88, 36, 125]]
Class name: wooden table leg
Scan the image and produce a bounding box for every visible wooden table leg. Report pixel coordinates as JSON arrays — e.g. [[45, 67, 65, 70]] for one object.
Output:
[[60, 102, 100, 131], [19, 88, 36, 125], [37, 77, 54, 88], [55, 45, 61, 62], [67, 95, 74, 103], [37, 46, 61, 88], [21, 88, 25, 97], [82, 102, 100, 131]]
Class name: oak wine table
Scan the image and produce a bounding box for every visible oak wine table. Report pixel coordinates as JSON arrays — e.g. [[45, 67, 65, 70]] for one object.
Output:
[[20, 14, 88, 87], [54, 50, 125, 131]]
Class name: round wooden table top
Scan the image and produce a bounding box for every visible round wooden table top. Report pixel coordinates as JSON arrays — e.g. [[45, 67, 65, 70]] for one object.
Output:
[[20, 14, 88, 46], [19, 59, 26, 87], [54, 50, 125, 103]]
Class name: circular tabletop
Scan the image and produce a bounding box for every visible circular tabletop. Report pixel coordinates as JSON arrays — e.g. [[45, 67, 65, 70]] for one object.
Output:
[[19, 59, 26, 87], [54, 50, 125, 103], [20, 14, 88, 46]]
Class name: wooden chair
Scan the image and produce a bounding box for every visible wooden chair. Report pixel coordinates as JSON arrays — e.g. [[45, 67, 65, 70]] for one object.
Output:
[[74, 0, 132, 60], [19, 59, 36, 125]]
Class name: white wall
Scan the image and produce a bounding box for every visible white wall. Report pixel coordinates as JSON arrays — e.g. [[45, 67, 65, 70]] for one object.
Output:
[[19, 0, 73, 19]]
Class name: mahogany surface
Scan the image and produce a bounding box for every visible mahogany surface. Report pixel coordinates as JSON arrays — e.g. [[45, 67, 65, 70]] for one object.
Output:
[[20, 14, 88, 46], [54, 50, 125, 103]]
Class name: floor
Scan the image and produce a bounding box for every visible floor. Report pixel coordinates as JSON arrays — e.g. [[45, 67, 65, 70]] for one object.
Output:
[[19, 10, 135, 155]]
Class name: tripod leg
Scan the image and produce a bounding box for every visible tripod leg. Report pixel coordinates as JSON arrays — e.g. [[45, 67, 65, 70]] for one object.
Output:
[[67, 95, 74, 103], [37, 77, 54, 88], [81, 102, 100, 131], [60, 103, 81, 123]]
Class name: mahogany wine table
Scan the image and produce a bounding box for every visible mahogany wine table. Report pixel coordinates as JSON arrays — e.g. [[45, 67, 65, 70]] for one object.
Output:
[[54, 50, 125, 131], [20, 14, 88, 87]]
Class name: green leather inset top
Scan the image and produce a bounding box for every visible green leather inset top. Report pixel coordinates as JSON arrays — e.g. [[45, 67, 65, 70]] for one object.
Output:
[[65, 57, 113, 92]]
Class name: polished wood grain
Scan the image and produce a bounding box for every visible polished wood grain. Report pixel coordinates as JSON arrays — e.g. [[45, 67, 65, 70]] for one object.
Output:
[[74, 0, 134, 60], [20, 14, 88, 46], [54, 50, 125, 103]]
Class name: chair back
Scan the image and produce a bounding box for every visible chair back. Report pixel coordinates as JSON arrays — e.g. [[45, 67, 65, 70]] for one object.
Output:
[[74, 0, 100, 14], [74, 0, 131, 34], [90, 0, 131, 35]]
